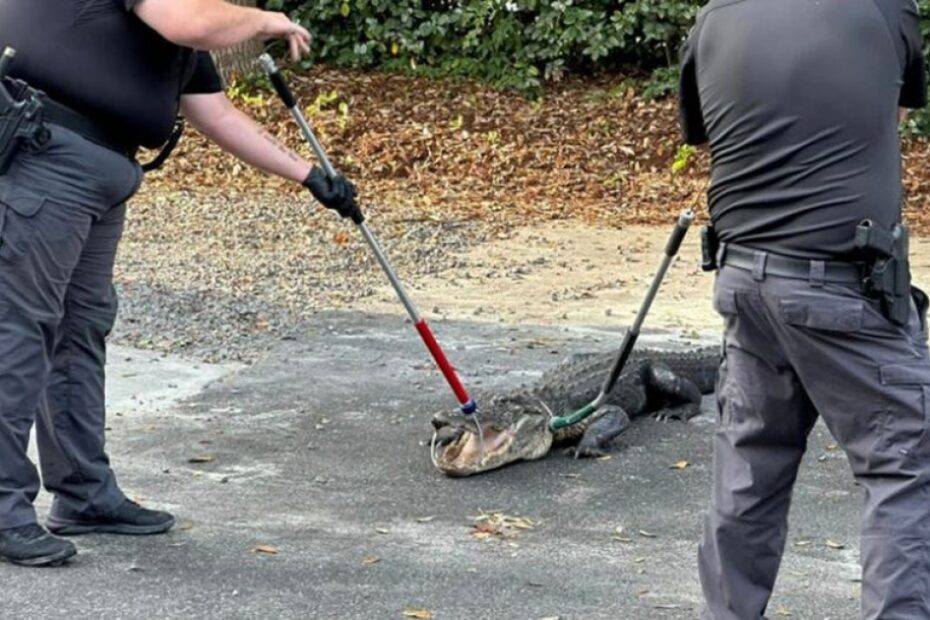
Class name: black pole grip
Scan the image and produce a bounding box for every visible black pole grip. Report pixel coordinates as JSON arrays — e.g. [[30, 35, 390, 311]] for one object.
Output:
[[603, 329, 638, 394], [0, 48, 15, 81], [664, 210, 694, 257], [269, 70, 298, 109]]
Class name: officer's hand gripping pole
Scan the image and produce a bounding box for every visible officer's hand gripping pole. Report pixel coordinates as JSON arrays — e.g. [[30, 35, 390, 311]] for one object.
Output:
[[259, 54, 478, 419], [549, 210, 695, 431]]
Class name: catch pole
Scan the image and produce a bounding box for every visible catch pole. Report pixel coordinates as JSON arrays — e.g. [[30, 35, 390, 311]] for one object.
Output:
[[549, 210, 694, 431], [259, 55, 477, 416]]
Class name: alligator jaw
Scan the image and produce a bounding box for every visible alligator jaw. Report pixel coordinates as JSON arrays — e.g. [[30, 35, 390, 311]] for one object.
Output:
[[432, 416, 553, 477]]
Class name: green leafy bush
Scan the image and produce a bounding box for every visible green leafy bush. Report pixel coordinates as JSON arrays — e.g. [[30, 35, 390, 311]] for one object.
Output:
[[265, 0, 702, 95], [267, 0, 930, 137]]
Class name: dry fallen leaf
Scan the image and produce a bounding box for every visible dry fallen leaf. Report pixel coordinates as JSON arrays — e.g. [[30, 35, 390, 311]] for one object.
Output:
[[363, 555, 381, 566], [333, 231, 351, 246], [670, 460, 690, 470], [825, 540, 846, 550], [375, 527, 390, 535], [775, 608, 793, 617], [251, 544, 279, 555], [470, 512, 536, 540], [401, 609, 433, 619], [612, 526, 633, 543], [416, 516, 436, 523], [187, 455, 215, 464], [638, 530, 658, 538]]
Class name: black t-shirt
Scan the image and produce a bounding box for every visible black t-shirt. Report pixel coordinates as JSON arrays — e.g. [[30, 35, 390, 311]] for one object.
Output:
[[0, 0, 224, 148], [679, 0, 928, 260]]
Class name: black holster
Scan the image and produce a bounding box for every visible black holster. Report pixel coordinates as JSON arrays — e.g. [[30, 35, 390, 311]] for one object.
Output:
[[0, 71, 50, 176], [855, 220, 911, 327], [701, 224, 720, 272]]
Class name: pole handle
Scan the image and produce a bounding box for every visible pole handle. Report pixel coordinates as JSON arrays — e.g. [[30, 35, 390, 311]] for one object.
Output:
[[0, 47, 15, 81], [664, 209, 695, 257], [258, 54, 298, 109], [259, 53, 339, 179]]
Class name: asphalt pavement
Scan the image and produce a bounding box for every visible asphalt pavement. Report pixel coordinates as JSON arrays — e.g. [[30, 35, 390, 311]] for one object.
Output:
[[2, 313, 863, 619]]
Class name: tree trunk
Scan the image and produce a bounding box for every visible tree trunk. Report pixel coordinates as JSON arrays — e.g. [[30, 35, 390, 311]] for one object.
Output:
[[212, 0, 264, 84]]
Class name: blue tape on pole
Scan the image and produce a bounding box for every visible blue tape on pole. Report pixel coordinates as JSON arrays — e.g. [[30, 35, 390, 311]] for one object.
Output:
[[460, 400, 478, 415]]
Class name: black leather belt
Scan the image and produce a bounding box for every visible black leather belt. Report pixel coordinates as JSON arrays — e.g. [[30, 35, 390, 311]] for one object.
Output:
[[721, 244, 863, 284], [39, 94, 138, 159]]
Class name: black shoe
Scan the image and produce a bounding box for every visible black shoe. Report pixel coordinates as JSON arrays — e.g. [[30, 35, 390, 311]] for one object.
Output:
[[47, 500, 175, 536], [0, 523, 77, 567]]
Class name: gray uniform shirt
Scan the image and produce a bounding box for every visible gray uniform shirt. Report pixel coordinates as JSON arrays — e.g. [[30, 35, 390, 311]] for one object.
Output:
[[679, 0, 927, 260]]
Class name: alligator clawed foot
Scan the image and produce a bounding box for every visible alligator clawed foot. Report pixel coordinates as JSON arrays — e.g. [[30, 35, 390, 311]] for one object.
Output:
[[565, 445, 607, 459]]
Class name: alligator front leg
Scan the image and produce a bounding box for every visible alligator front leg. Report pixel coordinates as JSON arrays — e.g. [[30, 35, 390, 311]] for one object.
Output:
[[648, 363, 703, 422], [568, 406, 632, 459], [654, 402, 702, 422]]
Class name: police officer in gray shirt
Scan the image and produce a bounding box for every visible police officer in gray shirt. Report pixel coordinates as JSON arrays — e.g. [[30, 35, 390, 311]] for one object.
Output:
[[679, 0, 929, 617], [0, 0, 357, 567]]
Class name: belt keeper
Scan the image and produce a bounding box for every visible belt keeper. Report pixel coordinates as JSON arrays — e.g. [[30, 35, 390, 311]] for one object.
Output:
[[809, 261, 825, 288], [752, 251, 767, 281]]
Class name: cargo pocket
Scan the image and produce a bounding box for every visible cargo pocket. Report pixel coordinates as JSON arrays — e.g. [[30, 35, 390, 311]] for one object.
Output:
[[713, 287, 737, 317], [873, 364, 930, 470], [0, 186, 46, 261], [780, 297, 865, 332]]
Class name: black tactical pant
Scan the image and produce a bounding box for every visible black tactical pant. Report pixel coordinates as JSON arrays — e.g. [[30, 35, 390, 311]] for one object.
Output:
[[0, 125, 141, 529], [699, 256, 930, 619]]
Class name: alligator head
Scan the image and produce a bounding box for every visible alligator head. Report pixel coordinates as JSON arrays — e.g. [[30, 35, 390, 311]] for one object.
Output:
[[430, 393, 554, 476]]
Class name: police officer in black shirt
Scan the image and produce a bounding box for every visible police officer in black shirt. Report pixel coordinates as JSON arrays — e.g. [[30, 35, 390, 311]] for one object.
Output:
[[679, 0, 929, 617], [0, 0, 357, 567]]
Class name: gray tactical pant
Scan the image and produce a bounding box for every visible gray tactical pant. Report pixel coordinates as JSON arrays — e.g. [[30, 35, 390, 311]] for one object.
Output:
[[0, 125, 141, 529], [699, 258, 930, 619]]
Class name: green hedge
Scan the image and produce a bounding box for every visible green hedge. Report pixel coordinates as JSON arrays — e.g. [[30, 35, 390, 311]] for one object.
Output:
[[266, 0, 702, 94], [269, 0, 930, 126]]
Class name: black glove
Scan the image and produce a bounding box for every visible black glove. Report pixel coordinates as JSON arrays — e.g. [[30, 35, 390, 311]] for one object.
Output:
[[302, 166, 363, 223]]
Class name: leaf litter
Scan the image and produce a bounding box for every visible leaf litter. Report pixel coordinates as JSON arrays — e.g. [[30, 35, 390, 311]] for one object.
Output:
[[117, 66, 930, 365]]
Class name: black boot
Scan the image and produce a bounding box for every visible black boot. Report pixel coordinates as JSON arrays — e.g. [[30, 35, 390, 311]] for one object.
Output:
[[0, 523, 77, 567], [47, 499, 175, 536]]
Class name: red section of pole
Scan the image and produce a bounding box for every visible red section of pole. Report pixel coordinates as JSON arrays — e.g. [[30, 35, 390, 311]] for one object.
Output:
[[415, 319, 471, 406]]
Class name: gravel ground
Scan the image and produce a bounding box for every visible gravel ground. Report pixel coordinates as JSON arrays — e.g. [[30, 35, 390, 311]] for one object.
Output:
[[112, 189, 494, 363]]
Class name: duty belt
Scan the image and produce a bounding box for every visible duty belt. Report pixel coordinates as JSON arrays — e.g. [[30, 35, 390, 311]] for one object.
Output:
[[38, 94, 138, 159], [720, 244, 862, 284]]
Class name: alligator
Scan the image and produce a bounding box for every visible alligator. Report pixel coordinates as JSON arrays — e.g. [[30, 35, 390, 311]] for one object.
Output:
[[430, 347, 719, 476]]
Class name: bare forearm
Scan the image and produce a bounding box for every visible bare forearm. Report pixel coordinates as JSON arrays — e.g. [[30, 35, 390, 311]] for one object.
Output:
[[133, 0, 310, 56], [182, 0, 267, 49], [181, 93, 311, 183]]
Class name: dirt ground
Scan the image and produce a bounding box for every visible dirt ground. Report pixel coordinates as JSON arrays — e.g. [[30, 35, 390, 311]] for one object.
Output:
[[355, 221, 930, 333]]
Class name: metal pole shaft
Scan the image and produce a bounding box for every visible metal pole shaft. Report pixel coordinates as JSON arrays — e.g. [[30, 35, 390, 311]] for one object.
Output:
[[288, 105, 422, 322], [290, 110, 338, 179], [358, 222, 422, 321], [597, 210, 693, 398], [273, 74, 423, 322], [259, 54, 475, 413]]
